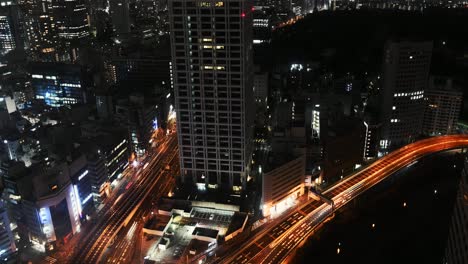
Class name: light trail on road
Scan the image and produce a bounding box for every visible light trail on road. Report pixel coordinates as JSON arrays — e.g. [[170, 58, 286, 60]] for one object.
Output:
[[69, 134, 178, 263], [217, 135, 468, 264]]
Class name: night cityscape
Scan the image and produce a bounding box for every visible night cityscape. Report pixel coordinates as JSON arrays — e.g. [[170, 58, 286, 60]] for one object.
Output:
[[0, 0, 466, 263]]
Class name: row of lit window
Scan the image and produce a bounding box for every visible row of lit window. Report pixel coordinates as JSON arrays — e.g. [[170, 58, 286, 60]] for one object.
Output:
[[393, 90, 424, 97]]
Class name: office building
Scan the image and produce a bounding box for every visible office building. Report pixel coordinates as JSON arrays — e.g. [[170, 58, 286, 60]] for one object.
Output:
[[29, 62, 85, 107], [444, 159, 468, 264], [423, 77, 462, 136], [0, 14, 15, 55], [169, 0, 254, 193], [379, 40, 432, 151], [24, 0, 59, 60], [0, 0, 24, 53], [115, 95, 157, 158], [65, 152, 93, 217], [53, 0, 90, 40]]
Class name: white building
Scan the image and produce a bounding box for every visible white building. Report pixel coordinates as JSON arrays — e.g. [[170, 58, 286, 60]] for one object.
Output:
[[262, 154, 305, 218], [169, 0, 254, 193], [379, 40, 432, 151]]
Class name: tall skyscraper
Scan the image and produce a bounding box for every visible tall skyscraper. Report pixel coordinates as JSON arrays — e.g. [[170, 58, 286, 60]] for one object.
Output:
[[379, 40, 432, 151], [168, 0, 254, 193]]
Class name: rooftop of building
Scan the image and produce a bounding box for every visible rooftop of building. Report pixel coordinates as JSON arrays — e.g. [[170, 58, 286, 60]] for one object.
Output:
[[170, 187, 243, 207]]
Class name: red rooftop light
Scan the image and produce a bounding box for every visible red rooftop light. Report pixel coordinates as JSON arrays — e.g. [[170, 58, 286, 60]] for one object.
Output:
[[241, 12, 246, 17]]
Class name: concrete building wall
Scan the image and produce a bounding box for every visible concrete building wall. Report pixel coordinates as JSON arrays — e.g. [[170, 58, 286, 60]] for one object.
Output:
[[262, 154, 305, 217], [169, 0, 254, 192], [423, 77, 462, 136]]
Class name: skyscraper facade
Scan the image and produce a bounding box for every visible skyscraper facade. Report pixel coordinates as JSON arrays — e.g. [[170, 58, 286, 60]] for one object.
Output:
[[169, 0, 254, 193], [0, 14, 15, 54], [423, 77, 462, 136], [379, 40, 432, 151], [29, 62, 85, 107], [24, 0, 59, 59]]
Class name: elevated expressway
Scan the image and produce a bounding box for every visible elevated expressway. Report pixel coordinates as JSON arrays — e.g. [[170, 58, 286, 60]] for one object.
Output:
[[219, 135, 468, 264]]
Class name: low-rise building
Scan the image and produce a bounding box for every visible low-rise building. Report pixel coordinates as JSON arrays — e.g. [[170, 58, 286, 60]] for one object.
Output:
[[261, 153, 306, 218]]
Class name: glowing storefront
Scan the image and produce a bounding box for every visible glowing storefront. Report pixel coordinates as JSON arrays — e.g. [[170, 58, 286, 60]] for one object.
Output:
[[261, 154, 306, 218]]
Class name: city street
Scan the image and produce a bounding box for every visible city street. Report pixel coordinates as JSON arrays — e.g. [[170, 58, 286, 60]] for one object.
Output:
[[68, 133, 178, 263]]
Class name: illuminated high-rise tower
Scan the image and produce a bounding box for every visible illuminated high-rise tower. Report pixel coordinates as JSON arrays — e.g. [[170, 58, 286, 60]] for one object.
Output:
[[169, 0, 254, 193], [379, 40, 432, 152]]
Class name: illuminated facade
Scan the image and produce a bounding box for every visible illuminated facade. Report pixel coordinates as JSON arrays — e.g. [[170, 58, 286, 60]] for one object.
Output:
[[1, 161, 83, 251], [379, 41, 432, 151], [24, 0, 58, 59], [80, 121, 130, 202], [0, 15, 15, 54], [29, 62, 85, 107], [169, 0, 254, 192], [53, 0, 90, 40], [261, 154, 305, 218]]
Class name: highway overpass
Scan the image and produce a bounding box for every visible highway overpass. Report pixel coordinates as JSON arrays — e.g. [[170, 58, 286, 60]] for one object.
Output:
[[219, 135, 468, 264]]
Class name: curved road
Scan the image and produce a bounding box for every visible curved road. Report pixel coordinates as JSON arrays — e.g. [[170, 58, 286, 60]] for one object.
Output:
[[219, 135, 468, 264]]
